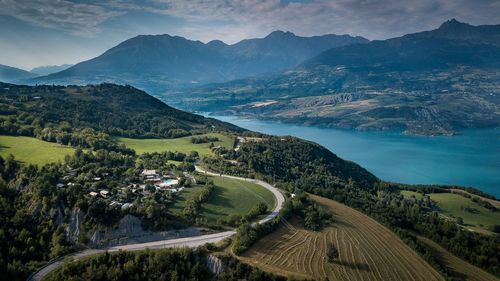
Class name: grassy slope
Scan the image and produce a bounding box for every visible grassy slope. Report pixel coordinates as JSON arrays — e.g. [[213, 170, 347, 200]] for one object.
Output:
[[0, 135, 75, 166], [170, 175, 275, 223], [400, 191, 500, 234], [416, 235, 499, 281], [429, 193, 500, 234], [400, 190, 423, 199], [117, 133, 234, 156], [239, 194, 443, 281]]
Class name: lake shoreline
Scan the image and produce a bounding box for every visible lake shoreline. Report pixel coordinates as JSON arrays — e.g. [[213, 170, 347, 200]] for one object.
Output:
[[202, 113, 500, 198]]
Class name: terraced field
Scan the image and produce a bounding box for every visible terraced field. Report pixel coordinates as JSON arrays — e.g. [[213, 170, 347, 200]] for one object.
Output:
[[240, 194, 443, 281]]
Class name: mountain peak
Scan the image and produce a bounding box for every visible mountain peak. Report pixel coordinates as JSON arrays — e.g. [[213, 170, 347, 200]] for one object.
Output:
[[266, 30, 296, 39], [438, 18, 470, 30]]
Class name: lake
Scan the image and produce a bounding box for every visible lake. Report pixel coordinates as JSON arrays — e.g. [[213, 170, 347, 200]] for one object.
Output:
[[209, 115, 500, 198]]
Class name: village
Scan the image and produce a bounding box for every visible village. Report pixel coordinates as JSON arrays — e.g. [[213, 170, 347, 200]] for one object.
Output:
[[54, 164, 194, 214]]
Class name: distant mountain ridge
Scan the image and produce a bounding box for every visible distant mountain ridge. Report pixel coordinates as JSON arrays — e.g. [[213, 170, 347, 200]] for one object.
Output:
[[31, 31, 368, 93], [0, 64, 36, 82], [30, 64, 73, 76], [171, 19, 500, 136]]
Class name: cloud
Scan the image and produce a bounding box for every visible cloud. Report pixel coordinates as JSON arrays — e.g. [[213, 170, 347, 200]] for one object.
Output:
[[0, 0, 122, 36], [102, 0, 500, 42], [2, 0, 499, 41]]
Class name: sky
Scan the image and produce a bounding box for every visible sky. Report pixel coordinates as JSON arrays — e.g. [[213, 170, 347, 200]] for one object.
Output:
[[1, 0, 499, 70]]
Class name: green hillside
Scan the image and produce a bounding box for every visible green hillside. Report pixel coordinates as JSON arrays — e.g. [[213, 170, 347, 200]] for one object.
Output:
[[0, 135, 75, 165]]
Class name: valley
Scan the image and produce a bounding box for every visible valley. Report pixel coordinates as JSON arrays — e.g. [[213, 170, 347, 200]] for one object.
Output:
[[170, 20, 500, 136], [1, 16, 499, 281]]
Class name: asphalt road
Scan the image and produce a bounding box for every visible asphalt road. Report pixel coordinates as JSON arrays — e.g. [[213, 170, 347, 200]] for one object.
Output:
[[29, 166, 285, 281]]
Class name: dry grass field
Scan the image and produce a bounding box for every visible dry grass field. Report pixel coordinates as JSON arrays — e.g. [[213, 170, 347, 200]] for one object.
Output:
[[239, 194, 444, 281], [416, 235, 499, 281]]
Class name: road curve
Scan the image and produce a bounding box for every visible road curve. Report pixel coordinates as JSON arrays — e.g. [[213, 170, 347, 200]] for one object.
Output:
[[29, 166, 284, 281], [194, 165, 285, 225]]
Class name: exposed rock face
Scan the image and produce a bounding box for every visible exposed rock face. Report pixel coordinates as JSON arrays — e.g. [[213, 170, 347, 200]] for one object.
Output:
[[88, 214, 211, 248], [66, 207, 83, 244], [206, 254, 224, 276]]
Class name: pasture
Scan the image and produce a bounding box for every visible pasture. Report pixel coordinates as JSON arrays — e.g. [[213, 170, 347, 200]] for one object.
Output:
[[0, 135, 75, 166], [428, 193, 500, 234], [117, 133, 234, 156], [170, 176, 275, 223], [400, 190, 499, 234], [239, 194, 443, 281], [400, 190, 423, 199]]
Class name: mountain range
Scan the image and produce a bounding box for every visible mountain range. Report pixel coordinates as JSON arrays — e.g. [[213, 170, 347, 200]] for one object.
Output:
[[2, 19, 498, 135], [173, 19, 500, 135], [29, 31, 367, 93], [0, 64, 37, 82], [30, 64, 73, 76]]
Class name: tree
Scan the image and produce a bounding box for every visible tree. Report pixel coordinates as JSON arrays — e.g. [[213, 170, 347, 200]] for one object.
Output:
[[490, 225, 500, 234], [327, 243, 339, 263]]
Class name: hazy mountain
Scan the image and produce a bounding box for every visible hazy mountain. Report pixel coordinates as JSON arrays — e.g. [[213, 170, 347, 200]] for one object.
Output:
[[0, 64, 36, 82], [30, 64, 73, 76], [218, 31, 368, 75], [171, 20, 500, 135], [302, 19, 500, 71], [410, 18, 500, 45], [32, 32, 368, 93]]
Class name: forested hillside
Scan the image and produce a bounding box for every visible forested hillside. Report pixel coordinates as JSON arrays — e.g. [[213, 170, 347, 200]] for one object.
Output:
[[203, 137, 500, 278], [0, 83, 242, 151]]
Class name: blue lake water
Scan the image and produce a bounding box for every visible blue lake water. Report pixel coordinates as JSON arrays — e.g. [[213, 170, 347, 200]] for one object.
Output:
[[210, 115, 500, 197]]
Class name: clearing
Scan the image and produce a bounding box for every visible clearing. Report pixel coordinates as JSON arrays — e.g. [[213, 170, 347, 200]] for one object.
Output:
[[428, 193, 500, 234], [170, 175, 275, 223], [117, 133, 234, 156], [400, 190, 499, 234], [0, 135, 75, 166], [400, 190, 423, 199], [239, 194, 443, 281]]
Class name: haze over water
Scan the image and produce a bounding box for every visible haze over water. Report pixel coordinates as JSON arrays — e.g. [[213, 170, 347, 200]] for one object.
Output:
[[210, 115, 500, 197]]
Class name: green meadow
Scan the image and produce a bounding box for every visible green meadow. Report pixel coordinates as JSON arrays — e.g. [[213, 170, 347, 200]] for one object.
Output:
[[401, 190, 500, 234], [0, 135, 75, 166], [429, 193, 500, 234], [400, 190, 424, 199], [117, 133, 234, 156], [171, 176, 275, 223]]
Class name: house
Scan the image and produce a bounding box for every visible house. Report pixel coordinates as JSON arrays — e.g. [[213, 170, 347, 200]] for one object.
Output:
[[100, 190, 109, 198], [141, 169, 157, 176], [93, 177, 101, 181], [89, 191, 98, 197]]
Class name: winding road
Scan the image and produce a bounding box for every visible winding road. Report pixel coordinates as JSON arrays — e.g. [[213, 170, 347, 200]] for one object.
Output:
[[29, 166, 285, 281]]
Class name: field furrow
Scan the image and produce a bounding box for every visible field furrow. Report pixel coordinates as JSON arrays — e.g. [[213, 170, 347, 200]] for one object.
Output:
[[240, 194, 444, 281]]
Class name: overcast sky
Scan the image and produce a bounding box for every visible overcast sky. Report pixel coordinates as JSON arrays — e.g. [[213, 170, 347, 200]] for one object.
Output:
[[1, 0, 499, 70]]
